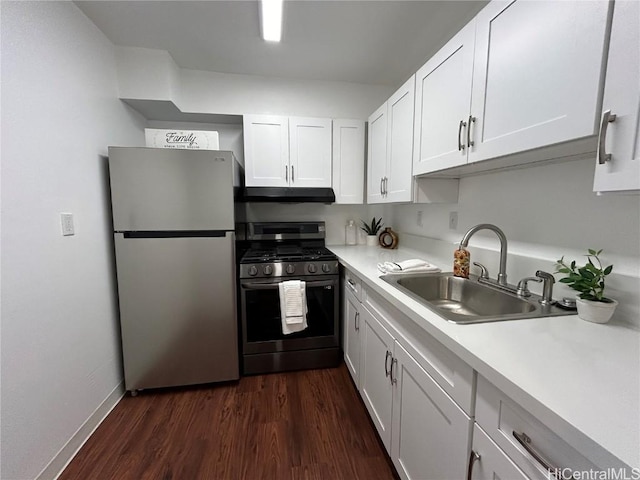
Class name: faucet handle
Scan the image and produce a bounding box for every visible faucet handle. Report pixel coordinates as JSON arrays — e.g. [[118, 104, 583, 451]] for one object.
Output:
[[535, 270, 556, 305], [535, 270, 555, 282], [473, 262, 489, 279], [516, 276, 542, 297]]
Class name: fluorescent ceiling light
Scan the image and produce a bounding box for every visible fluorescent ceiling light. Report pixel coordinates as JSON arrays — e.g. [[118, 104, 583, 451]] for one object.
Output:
[[261, 0, 283, 42]]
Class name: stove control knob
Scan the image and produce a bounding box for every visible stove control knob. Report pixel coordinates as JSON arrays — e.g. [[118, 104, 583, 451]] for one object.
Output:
[[263, 265, 273, 276], [248, 266, 258, 276], [307, 263, 317, 274], [322, 263, 331, 273], [286, 264, 296, 274]]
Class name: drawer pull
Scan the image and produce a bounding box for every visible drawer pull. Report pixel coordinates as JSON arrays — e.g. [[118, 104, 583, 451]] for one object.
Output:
[[466, 450, 481, 480], [384, 350, 392, 377], [513, 431, 570, 479], [347, 278, 357, 290]]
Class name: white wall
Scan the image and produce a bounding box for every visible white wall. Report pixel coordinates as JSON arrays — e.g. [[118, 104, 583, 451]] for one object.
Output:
[[116, 46, 392, 119], [1, 2, 145, 479]]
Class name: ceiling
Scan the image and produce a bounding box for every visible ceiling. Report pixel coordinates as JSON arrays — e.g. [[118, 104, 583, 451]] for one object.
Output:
[[75, 1, 488, 88]]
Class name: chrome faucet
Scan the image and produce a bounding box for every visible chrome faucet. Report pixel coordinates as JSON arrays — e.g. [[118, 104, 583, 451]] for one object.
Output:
[[459, 224, 509, 286]]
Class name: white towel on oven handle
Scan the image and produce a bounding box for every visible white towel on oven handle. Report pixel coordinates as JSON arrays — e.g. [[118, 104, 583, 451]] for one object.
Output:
[[279, 280, 309, 335]]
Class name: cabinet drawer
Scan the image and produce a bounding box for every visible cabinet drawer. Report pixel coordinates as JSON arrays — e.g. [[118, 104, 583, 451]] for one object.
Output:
[[476, 376, 598, 479], [363, 287, 475, 415], [470, 423, 530, 480], [344, 269, 362, 302]]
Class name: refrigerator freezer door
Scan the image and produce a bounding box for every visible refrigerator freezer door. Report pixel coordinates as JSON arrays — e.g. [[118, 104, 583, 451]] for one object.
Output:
[[109, 147, 235, 231], [114, 232, 239, 391]]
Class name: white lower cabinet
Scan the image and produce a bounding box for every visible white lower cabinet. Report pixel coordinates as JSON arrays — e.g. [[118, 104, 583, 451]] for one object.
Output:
[[342, 269, 608, 480], [475, 375, 599, 480], [358, 299, 472, 479], [469, 424, 530, 480], [359, 305, 395, 449], [342, 286, 361, 386], [391, 342, 472, 480]]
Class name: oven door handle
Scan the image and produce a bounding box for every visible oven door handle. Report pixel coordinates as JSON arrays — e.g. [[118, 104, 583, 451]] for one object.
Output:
[[241, 280, 336, 290]]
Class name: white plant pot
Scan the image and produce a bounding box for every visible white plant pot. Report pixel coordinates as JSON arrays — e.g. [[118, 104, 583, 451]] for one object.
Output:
[[575, 297, 618, 324], [366, 235, 378, 247]]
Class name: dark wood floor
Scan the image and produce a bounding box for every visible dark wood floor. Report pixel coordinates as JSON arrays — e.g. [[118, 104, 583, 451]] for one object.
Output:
[[60, 364, 398, 480]]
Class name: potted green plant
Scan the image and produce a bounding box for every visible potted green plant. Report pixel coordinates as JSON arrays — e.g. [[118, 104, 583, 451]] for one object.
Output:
[[361, 217, 383, 246], [554, 249, 617, 324]]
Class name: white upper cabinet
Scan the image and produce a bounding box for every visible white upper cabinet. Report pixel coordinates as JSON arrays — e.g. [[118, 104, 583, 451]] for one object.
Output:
[[468, 0, 611, 163], [243, 114, 289, 187], [414, 0, 611, 176], [289, 117, 332, 188], [593, 0, 640, 194], [367, 76, 415, 204], [243, 114, 332, 188], [332, 119, 365, 204], [386, 76, 415, 203], [413, 21, 475, 176], [367, 103, 388, 204]]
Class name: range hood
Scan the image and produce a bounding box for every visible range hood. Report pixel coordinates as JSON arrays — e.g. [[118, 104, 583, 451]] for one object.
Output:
[[242, 187, 335, 203]]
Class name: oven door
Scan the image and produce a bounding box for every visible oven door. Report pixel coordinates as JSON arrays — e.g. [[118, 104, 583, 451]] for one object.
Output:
[[240, 275, 339, 354]]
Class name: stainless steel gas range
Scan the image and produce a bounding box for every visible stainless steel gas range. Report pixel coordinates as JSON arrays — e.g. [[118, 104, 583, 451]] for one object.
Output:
[[238, 222, 341, 375]]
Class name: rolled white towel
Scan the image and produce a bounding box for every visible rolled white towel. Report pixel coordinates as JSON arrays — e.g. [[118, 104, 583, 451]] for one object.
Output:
[[279, 280, 309, 334], [377, 259, 441, 274]]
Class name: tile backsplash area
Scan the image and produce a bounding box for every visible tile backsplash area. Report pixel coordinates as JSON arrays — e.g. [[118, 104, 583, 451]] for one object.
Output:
[[245, 203, 375, 245]]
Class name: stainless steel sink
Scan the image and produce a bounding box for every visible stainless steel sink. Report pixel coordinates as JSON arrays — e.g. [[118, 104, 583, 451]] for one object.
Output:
[[380, 272, 573, 324]]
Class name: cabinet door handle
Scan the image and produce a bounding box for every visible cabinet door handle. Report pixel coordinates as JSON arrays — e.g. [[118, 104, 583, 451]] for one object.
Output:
[[285, 165, 288, 181], [380, 177, 384, 195], [384, 350, 392, 377], [291, 165, 295, 182], [390, 357, 398, 384], [466, 450, 481, 480], [354, 311, 360, 331], [597, 109, 616, 164], [383, 177, 388, 196], [467, 115, 476, 148], [458, 120, 467, 151], [513, 431, 569, 479]]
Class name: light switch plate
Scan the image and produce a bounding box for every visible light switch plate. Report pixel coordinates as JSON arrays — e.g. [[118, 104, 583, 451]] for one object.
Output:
[[449, 211, 458, 230], [60, 213, 75, 236]]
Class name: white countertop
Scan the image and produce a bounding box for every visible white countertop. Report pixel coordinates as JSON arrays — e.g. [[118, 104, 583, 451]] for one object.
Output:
[[329, 244, 640, 470]]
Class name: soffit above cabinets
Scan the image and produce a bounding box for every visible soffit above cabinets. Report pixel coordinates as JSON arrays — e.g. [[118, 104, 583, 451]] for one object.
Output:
[[74, 0, 488, 87], [122, 99, 243, 125]]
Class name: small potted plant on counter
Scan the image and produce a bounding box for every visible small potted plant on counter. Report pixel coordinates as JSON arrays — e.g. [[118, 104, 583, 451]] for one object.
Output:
[[555, 249, 617, 324], [361, 217, 383, 246]]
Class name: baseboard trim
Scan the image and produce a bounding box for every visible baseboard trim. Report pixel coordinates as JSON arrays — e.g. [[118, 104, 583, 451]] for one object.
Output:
[[36, 381, 125, 480]]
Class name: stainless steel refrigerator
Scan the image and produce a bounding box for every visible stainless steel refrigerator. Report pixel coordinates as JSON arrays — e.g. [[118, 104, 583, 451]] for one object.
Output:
[[108, 147, 240, 395]]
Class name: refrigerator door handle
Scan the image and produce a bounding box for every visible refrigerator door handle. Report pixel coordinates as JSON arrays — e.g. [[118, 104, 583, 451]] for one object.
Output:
[[122, 230, 229, 239]]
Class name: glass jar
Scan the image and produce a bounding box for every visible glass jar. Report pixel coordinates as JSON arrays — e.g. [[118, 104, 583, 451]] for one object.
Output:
[[345, 220, 357, 245]]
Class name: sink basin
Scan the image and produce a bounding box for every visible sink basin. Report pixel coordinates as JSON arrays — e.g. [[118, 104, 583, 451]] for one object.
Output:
[[380, 272, 573, 324]]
